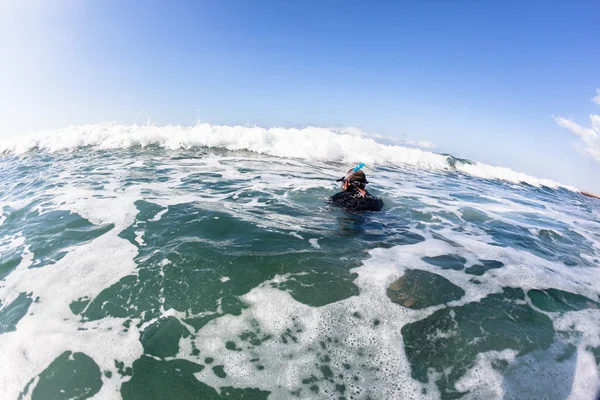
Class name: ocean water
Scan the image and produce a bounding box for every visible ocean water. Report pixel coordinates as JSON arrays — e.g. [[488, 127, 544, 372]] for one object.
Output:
[[1, 124, 599, 400]]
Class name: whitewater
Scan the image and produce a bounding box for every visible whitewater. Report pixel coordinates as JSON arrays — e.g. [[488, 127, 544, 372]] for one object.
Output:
[[0, 123, 599, 400], [0, 123, 574, 190]]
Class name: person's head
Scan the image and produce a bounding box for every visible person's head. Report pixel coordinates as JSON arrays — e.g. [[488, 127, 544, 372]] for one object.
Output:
[[342, 169, 368, 190]]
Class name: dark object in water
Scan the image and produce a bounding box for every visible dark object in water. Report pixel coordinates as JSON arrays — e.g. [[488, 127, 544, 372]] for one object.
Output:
[[330, 164, 384, 211], [330, 187, 384, 211]]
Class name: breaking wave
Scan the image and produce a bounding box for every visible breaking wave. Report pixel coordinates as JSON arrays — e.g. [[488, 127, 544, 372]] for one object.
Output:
[[0, 123, 573, 190]]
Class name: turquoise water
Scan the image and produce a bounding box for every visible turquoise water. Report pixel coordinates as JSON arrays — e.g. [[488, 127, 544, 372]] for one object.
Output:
[[1, 147, 600, 399]]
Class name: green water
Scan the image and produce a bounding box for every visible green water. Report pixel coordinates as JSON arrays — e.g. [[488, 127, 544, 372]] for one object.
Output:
[[1, 148, 599, 399]]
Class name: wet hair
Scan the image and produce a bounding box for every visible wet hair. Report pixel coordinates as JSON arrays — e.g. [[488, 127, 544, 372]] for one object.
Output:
[[345, 169, 368, 190]]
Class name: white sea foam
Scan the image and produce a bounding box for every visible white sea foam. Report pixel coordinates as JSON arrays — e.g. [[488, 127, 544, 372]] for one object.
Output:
[[0, 122, 574, 190], [456, 161, 569, 189], [189, 279, 427, 399], [149, 209, 168, 222], [134, 230, 145, 246], [289, 232, 303, 240], [1, 134, 598, 399], [454, 350, 518, 399], [182, 230, 600, 398], [0, 231, 142, 400]]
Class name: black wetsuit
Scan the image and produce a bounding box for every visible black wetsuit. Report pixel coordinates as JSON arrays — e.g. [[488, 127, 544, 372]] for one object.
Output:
[[329, 187, 384, 211]]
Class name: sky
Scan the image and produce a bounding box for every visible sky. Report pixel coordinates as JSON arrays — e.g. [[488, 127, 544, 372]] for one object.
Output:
[[1, 0, 599, 191]]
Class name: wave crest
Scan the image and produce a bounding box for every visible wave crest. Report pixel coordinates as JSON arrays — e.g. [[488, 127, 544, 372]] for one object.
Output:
[[0, 123, 573, 190]]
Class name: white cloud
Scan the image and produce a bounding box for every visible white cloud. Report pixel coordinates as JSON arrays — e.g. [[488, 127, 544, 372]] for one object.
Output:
[[594, 89, 600, 106], [554, 94, 600, 162]]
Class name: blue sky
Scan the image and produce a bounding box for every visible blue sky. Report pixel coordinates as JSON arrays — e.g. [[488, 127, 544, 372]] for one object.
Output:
[[1, 1, 599, 191]]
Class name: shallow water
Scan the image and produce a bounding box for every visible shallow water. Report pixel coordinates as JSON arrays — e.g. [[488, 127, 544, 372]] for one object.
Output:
[[1, 146, 599, 400]]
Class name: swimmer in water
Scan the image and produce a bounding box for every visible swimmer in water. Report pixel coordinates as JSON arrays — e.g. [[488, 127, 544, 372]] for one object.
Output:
[[329, 165, 384, 211]]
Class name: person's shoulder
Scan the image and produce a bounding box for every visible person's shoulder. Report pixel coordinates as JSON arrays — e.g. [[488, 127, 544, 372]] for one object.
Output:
[[329, 190, 353, 206], [329, 191, 347, 202], [329, 189, 383, 211], [363, 191, 384, 211], [370, 197, 384, 211]]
